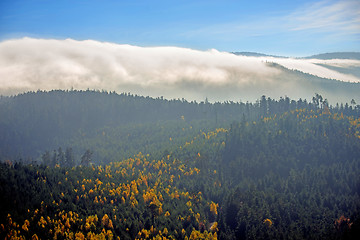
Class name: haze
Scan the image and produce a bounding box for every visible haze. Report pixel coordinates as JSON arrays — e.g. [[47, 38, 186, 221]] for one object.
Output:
[[1, 38, 359, 103]]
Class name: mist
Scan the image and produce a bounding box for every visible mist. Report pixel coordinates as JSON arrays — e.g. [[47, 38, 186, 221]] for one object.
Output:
[[0, 38, 359, 102]]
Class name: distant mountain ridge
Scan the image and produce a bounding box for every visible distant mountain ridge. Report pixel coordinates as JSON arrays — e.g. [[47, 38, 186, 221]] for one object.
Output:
[[232, 51, 360, 90], [305, 52, 360, 60], [232, 52, 287, 58], [232, 51, 360, 60]]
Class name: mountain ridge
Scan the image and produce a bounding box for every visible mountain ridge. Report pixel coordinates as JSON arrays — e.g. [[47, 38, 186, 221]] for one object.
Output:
[[232, 51, 360, 60], [232, 52, 288, 58], [305, 52, 360, 60]]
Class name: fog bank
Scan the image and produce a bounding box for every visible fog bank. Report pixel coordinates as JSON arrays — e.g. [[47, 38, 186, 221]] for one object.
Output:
[[0, 38, 359, 102]]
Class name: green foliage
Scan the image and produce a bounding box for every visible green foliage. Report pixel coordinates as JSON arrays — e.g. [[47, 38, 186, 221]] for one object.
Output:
[[219, 108, 360, 239], [0, 91, 359, 239]]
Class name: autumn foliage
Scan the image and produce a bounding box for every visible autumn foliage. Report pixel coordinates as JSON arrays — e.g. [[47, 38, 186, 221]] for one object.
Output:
[[0, 93, 360, 239]]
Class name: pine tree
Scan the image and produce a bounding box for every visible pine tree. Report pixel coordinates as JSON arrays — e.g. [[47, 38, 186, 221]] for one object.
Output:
[[65, 147, 75, 167], [41, 151, 51, 165], [81, 149, 93, 166]]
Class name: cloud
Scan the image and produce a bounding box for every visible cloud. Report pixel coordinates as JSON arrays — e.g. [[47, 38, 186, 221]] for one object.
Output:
[[0, 38, 359, 102], [0, 38, 279, 100], [287, 0, 360, 34], [184, 0, 360, 53]]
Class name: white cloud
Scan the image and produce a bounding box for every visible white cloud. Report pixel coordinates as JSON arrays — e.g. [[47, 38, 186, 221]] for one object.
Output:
[[0, 38, 279, 99], [287, 0, 360, 34], [184, 0, 360, 52], [0, 38, 359, 102]]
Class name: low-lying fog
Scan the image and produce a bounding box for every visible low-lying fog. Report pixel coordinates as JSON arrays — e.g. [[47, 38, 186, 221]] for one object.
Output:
[[1, 38, 359, 103]]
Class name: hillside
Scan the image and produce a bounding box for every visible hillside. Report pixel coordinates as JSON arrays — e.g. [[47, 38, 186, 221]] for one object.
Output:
[[0, 90, 248, 161], [266, 62, 360, 103], [233, 51, 360, 60], [231, 52, 287, 58], [0, 91, 360, 239], [231, 51, 360, 103], [306, 52, 360, 60], [0, 90, 358, 162]]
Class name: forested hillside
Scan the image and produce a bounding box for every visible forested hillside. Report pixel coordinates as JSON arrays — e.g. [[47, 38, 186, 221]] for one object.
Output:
[[0, 90, 359, 239], [0, 90, 254, 162]]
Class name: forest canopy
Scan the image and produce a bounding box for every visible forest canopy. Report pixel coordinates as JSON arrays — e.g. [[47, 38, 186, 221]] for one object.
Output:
[[0, 90, 359, 239]]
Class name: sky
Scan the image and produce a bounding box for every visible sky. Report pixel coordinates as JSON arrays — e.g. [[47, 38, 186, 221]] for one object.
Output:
[[0, 0, 359, 102], [0, 0, 359, 56]]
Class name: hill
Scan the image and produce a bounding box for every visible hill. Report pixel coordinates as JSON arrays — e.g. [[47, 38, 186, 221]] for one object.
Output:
[[265, 62, 360, 103], [0, 91, 359, 239], [0, 90, 358, 163], [233, 51, 360, 60], [305, 52, 360, 60], [231, 52, 287, 58]]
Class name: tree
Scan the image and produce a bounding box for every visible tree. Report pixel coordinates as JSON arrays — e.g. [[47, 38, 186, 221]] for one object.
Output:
[[65, 147, 75, 167], [51, 150, 58, 167], [351, 99, 356, 110], [260, 95, 267, 116], [57, 147, 65, 167], [81, 149, 93, 166], [41, 151, 51, 165]]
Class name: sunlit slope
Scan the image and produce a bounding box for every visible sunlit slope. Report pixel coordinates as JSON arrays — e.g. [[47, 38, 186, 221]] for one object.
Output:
[[0, 108, 359, 239]]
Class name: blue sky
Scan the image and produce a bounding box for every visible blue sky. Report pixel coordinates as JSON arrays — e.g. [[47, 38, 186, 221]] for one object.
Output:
[[0, 0, 359, 56]]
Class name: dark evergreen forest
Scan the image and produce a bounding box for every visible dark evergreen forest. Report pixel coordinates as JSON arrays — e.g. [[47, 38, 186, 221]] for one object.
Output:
[[0, 90, 359, 239]]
